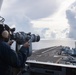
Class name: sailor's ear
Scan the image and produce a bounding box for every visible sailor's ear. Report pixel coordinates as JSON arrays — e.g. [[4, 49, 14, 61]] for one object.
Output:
[[2, 30, 9, 38]]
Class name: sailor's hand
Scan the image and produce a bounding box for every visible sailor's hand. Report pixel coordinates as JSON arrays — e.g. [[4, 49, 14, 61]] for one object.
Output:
[[8, 40, 14, 46], [23, 42, 30, 48]]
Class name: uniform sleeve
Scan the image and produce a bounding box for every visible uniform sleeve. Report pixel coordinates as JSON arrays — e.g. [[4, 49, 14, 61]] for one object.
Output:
[[0, 42, 29, 68]]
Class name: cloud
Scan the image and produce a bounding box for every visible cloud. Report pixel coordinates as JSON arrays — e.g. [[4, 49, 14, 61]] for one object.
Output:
[[31, 12, 70, 39], [0, 0, 63, 40], [1, 0, 61, 20], [4, 14, 33, 33], [0, 0, 3, 10], [0, 0, 74, 40], [66, 1, 76, 39], [24, 0, 60, 20], [1, 0, 35, 33], [33, 27, 69, 40], [31, 0, 75, 39], [33, 28, 51, 39]]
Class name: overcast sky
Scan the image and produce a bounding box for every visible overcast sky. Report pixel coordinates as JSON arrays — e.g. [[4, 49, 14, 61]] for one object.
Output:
[[0, 0, 76, 40]]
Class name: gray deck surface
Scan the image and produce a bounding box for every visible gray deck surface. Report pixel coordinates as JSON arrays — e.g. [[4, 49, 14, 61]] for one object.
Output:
[[27, 46, 64, 64]]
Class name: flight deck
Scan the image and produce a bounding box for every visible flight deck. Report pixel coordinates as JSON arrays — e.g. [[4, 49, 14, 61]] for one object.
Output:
[[26, 46, 76, 75]]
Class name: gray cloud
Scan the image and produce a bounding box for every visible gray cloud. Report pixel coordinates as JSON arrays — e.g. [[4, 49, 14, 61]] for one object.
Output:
[[1, 0, 60, 20], [0, 0, 3, 10], [24, 0, 59, 19], [33, 28, 56, 39], [62, 28, 68, 33], [0, 0, 62, 39], [33, 28, 50, 39], [4, 14, 33, 33], [66, 2, 76, 39], [50, 32, 56, 38]]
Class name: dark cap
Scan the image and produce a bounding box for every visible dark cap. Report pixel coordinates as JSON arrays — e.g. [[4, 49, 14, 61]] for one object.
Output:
[[0, 24, 4, 34], [4, 24, 10, 31]]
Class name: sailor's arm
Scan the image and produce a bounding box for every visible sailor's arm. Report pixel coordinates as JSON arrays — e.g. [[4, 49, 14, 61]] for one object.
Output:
[[0, 42, 29, 68]]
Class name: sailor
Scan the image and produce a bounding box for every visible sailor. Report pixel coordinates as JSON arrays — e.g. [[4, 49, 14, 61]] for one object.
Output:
[[0, 24, 29, 75]]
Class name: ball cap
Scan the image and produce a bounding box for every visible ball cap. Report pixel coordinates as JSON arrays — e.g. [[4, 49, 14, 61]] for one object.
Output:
[[0, 24, 4, 34]]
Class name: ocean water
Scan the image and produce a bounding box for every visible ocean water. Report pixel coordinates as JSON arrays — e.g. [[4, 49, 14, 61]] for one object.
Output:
[[32, 39, 76, 50], [11, 39, 76, 50]]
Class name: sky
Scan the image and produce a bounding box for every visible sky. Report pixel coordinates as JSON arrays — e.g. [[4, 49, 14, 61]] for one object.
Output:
[[0, 0, 76, 40]]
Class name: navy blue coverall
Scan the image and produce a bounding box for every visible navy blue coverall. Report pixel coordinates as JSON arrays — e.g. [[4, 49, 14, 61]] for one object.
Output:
[[0, 40, 29, 75]]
